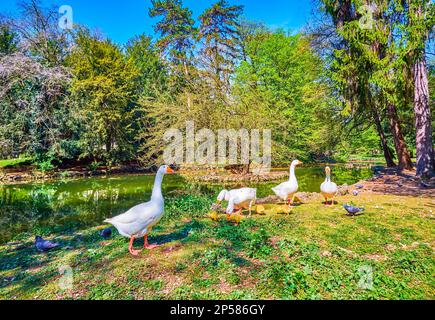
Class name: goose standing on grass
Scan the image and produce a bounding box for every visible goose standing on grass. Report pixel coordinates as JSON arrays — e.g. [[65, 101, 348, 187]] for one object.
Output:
[[320, 166, 338, 205], [104, 165, 175, 256], [217, 188, 257, 219], [272, 160, 303, 206]]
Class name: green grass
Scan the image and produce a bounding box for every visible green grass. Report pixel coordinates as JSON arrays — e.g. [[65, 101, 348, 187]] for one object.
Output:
[[0, 193, 433, 300], [0, 158, 32, 169]]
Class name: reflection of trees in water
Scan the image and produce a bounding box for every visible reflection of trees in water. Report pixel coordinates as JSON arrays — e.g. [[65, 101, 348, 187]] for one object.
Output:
[[0, 169, 372, 243], [0, 179, 155, 243]]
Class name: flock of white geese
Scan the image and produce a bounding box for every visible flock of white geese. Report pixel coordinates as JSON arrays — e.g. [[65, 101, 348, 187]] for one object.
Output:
[[105, 162, 338, 255]]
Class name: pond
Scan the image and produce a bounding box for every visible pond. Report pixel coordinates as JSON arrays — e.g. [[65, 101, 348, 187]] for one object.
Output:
[[0, 165, 374, 244]]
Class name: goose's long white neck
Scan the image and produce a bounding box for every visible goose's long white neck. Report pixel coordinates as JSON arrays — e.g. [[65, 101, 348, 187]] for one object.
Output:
[[151, 170, 165, 201], [289, 165, 297, 183]]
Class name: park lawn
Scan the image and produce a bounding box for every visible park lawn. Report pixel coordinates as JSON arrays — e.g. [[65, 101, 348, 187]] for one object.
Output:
[[0, 193, 433, 300], [0, 158, 32, 169]]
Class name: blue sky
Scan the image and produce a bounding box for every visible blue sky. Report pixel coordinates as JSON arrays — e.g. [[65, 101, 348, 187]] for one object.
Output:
[[0, 0, 314, 44]]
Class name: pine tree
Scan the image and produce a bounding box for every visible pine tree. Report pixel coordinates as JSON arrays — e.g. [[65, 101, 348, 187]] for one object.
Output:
[[318, 0, 414, 169], [198, 0, 244, 93], [149, 0, 197, 110], [407, 0, 434, 177]]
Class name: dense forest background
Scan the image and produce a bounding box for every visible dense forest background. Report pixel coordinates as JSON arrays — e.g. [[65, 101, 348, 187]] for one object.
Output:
[[0, 0, 433, 176]]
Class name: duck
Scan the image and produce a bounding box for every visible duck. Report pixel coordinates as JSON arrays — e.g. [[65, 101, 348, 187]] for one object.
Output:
[[272, 160, 303, 206], [104, 165, 175, 256], [320, 166, 338, 205], [217, 188, 257, 218]]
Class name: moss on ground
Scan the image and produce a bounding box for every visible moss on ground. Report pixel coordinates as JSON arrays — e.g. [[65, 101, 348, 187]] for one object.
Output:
[[0, 194, 434, 300]]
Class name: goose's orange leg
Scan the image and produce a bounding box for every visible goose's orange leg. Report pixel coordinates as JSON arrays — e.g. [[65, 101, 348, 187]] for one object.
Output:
[[144, 234, 159, 250], [129, 237, 142, 256]]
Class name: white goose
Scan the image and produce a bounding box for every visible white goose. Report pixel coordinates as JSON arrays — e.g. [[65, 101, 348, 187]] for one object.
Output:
[[272, 160, 303, 206], [104, 165, 174, 256], [320, 166, 338, 205], [217, 188, 257, 218]]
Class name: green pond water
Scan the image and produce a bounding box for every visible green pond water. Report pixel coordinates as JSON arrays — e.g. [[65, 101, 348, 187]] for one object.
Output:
[[0, 165, 374, 244]]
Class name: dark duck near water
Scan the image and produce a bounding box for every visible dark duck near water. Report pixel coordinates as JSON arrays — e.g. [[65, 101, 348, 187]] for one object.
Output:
[[35, 236, 59, 252]]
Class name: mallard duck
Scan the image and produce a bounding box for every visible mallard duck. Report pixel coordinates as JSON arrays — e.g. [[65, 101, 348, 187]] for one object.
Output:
[[217, 188, 257, 218], [320, 166, 338, 205], [104, 165, 175, 256], [272, 160, 302, 206]]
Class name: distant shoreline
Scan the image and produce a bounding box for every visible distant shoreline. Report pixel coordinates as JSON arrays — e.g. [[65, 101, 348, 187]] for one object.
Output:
[[0, 162, 382, 186]]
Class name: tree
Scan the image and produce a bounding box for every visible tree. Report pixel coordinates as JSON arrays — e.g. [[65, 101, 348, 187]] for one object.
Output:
[[407, 0, 434, 177], [0, 24, 18, 55], [68, 29, 139, 163], [234, 31, 337, 163], [198, 0, 244, 94], [0, 53, 72, 160], [6, 0, 70, 66], [149, 0, 197, 112], [317, 0, 414, 169], [125, 34, 169, 163], [126, 34, 168, 99]]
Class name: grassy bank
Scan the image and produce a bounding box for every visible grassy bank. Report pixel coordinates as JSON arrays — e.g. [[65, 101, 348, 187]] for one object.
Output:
[[0, 158, 31, 169], [0, 193, 433, 300]]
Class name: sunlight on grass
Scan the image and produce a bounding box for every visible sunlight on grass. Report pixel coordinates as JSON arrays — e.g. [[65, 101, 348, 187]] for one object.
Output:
[[0, 194, 433, 300], [0, 158, 32, 169]]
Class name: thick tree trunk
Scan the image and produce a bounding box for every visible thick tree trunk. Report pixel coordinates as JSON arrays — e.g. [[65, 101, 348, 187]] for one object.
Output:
[[371, 106, 396, 167], [414, 57, 434, 177], [387, 103, 413, 170]]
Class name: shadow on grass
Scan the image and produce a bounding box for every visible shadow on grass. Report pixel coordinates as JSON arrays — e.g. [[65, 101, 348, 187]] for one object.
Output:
[[152, 224, 192, 246], [0, 228, 110, 295]]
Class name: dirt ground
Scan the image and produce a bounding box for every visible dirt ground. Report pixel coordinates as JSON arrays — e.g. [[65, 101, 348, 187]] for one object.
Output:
[[353, 167, 435, 197]]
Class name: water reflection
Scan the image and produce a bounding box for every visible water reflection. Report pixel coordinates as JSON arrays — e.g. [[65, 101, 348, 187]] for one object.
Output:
[[0, 165, 374, 244]]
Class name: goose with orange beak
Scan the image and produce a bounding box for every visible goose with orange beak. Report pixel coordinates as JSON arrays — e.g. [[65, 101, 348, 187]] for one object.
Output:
[[272, 160, 303, 206], [320, 166, 338, 205], [104, 165, 175, 256]]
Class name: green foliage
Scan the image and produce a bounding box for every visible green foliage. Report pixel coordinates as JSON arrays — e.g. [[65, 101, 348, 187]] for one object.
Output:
[[199, 0, 244, 91], [68, 29, 139, 163], [0, 53, 74, 160], [34, 153, 57, 172], [149, 0, 196, 65], [234, 32, 339, 162], [0, 0, 431, 168], [0, 24, 17, 55], [126, 34, 168, 99]]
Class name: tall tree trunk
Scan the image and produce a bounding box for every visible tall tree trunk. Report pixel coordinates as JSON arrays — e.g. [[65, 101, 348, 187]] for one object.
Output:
[[387, 103, 413, 170], [414, 57, 434, 177], [410, 3, 434, 177], [371, 106, 396, 167], [183, 60, 192, 112]]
